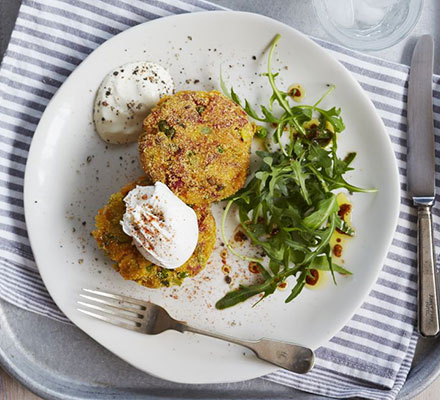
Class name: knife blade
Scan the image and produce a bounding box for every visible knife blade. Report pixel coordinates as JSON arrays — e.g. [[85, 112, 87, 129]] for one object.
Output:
[[407, 34, 440, 337]]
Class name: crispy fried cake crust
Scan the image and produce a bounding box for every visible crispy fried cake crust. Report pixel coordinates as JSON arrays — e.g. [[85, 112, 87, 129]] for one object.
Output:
[[139, 90, 255, 205], [92, 177, 216, 288]]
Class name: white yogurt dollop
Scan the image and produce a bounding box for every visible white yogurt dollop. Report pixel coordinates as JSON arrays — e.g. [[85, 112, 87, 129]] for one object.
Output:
[[93, 61, 174, 144], [121, 182, 199, 269]]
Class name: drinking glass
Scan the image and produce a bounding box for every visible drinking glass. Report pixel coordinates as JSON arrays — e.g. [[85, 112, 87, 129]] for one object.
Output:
[[312, 0, 424, 51]]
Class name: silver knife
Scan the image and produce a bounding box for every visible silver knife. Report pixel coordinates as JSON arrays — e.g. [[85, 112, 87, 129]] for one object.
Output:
[[407, 35, 440, 337]]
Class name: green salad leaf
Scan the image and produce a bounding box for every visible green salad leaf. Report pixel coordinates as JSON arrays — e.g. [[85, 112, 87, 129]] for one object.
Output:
[[216, 34, 376, 309]]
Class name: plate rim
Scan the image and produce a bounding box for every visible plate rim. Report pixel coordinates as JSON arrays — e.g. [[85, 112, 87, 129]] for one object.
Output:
[[23, 10, 401, 384]]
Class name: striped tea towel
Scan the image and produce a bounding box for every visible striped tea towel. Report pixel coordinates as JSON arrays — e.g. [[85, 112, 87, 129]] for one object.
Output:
[[0, 0, 435, 399]]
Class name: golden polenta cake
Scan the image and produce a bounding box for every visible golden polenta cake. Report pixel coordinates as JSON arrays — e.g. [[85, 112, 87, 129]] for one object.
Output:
[[139, 90, 255, 205], [92, 177, 216, 288]]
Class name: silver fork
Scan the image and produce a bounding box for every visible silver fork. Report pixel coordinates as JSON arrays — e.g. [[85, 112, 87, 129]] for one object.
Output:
[[77, 288, 314, 374]]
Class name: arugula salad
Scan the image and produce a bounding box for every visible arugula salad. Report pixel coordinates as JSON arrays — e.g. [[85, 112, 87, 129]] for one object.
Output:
[[217, 34, 376, 310]]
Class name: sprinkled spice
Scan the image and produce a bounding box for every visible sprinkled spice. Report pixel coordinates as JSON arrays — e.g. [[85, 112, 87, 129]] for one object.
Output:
[[306, 269, 319, 286], [338, 203, 352, 220], [220, 248, 228, 267], [277, 281, 288, 290], [225, 276, 232, 284], [234, 230, 247, 243], [221, 265, 231, 275], [333, 244, 343, 257], [248, 262, 260, 274], [287, 83, 305, 102]]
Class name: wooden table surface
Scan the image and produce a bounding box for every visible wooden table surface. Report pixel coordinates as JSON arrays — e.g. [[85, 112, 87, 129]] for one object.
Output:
[[0, 366, 439, 399]]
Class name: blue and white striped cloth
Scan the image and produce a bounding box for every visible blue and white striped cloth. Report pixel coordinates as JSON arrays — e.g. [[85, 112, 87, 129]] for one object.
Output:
[[0, 1, 436, 399]]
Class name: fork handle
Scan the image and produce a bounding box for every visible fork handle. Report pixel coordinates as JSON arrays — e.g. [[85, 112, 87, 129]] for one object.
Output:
[[178, 324, 314, 374]]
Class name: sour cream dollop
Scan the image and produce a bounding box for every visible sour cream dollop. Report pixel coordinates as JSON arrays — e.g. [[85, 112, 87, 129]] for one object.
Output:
[[121, 182, 198, 269], [93, 61, 174, 144]]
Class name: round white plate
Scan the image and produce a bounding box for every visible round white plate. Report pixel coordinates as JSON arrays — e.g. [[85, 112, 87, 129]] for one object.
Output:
[[24, 11, 400, 384]]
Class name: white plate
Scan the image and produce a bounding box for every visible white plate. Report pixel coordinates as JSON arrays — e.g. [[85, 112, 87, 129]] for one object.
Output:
[[24, 11, 400, 384]]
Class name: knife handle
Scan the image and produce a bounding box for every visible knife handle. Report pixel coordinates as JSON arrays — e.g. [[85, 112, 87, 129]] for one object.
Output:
[[417, 205, 440, 337]]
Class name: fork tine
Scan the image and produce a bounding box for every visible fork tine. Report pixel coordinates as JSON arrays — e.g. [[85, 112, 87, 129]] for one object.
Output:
[[77, 301, 145, 325], [77, 308, 144, 333], [82, 288, 147, 309], [79, 294, 144, 316]]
